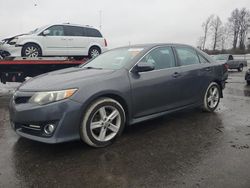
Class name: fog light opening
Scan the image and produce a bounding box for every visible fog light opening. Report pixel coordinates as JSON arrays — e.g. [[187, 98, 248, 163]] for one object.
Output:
[[44, 124, 55, 135]]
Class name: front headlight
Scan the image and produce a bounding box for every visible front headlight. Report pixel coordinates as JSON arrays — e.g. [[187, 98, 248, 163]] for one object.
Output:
[[8, 37, 18, 45], [29, 89, 77, 105]]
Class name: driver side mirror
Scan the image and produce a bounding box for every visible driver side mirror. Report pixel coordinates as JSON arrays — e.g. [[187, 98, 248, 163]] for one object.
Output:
[[132, 62, 155, 73], [42, 30, 50, 36]]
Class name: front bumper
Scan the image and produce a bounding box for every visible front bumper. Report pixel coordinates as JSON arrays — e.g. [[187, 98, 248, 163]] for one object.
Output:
[[0, 43, 22, 57], [9, 91, 83, 143]]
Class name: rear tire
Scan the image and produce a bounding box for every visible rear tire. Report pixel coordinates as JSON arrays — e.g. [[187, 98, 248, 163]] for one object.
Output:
[[88, 47, 101, 59], [202, 82, 221, 112], [21, 43, 42, 57], [80, 98, 126, 147], [238, 64, 243, 72]]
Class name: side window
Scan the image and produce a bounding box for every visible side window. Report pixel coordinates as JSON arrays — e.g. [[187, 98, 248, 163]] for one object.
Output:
[[198, 54, 209, 63], [64, 26, 85, 36], [46, 25, 64, 36], [85, 28, 102, 38], [140, 47, 176, 70], [175, 47, 200, 66]]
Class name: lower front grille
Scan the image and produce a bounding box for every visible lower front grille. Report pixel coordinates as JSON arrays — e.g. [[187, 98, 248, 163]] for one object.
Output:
[[15, 122, 57, 137], [14, 97, 31, 104]]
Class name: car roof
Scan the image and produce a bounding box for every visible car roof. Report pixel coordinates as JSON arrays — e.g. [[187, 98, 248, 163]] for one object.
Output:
[[117, 43, 196, 49]]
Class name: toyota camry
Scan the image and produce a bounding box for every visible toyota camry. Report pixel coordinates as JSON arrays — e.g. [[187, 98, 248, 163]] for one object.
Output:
[[9, 44, 228, 147]]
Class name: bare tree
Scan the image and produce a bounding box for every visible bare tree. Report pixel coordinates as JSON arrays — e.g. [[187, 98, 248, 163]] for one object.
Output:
[[238, 8, 250, 50], [219, 23, 232, 50], [197, 37, 204, 49], [201, 15, 214, 50], [228, 9, 241, 49], [211, 16, 223, 50]]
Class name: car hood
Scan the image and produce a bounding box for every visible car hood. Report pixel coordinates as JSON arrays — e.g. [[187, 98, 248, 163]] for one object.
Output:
[[18, 67, 116, 91], [2, 34, 30, 42]]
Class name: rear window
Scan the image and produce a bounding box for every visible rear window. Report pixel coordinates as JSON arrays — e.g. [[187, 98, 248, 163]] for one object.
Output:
[[85, 28, 102, 38], [64, 26, 85, 36]]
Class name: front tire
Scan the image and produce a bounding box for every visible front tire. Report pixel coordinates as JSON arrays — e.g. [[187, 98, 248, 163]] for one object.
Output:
[[80, 98, 126, 147], [21, 43, 42, 57], [202, 82, 221, 112]]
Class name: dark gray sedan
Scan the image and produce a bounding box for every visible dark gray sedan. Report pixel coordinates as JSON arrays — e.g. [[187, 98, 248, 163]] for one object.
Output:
[[9, 44, 228, 147]]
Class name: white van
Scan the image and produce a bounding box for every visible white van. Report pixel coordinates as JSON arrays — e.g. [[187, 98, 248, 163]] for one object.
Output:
[[0, 23, 108, 59]]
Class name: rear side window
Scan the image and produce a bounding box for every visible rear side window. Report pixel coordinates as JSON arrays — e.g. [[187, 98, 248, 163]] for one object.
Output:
[[175, 47, 200, 66], [46, 25, 65, 36], [140, 47, 176, 70], [64, 26, 85, 36], [85, 28, 102, 38]]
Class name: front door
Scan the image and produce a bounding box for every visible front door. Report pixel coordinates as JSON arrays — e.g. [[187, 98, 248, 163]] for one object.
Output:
[[130, 46, 183, 118], [40, 25, 68, 56]]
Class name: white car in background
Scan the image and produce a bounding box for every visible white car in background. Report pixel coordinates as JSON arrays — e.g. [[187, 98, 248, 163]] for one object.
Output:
[[0, 23, 108, 59]]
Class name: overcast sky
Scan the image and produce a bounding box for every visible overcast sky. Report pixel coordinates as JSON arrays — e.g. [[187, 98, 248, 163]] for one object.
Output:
[[0, 0, 250, 48]]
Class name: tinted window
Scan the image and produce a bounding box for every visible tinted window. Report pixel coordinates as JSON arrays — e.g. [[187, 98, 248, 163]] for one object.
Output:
[[64, 26, 85, 36], [140, 47, 176, 70], [85, 28, 102, 37], [47, 25, 64, 36], [175, 47, 200, 66], [198, 54, 209, 63]]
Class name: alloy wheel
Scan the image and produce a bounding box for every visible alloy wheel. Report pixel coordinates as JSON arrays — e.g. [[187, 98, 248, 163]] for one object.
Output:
[[207, 85, 219, 109], [90, 49, 100, 58], [25, 46, 39, 57], [90, 105, 121, 142]]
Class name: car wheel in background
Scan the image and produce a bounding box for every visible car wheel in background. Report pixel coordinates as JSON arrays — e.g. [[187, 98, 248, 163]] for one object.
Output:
[[80, 98, 126, 147], [21, 43, 42, 57], [202, 82, 221, 112], [88, 47, 101, 59], [238, 64, 243, 72]]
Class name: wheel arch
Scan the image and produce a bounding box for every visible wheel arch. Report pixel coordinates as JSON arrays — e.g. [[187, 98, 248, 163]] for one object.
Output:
[[81, 92, 130, 125], [21, 42, 43, 56], [88, 44, 102, 53], [212, 80, 223, 98]]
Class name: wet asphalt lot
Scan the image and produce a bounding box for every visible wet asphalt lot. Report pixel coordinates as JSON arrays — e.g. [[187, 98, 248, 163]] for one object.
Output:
[[0, 70, 250, 188]]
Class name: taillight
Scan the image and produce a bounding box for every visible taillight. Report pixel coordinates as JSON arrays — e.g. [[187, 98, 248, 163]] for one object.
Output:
[[224, 63, 229, 71], [104, 39, 107, 47]]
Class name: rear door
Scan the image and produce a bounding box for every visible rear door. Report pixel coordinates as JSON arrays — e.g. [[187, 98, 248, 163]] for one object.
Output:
[[130, 46, 183, 118], [173, 46, 212, 105], [40, 25, 68, 56], [64, 26, 89, 56]]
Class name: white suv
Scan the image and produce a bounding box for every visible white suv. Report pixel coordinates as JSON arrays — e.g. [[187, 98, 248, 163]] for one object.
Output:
[[0, 23, 108, 59]]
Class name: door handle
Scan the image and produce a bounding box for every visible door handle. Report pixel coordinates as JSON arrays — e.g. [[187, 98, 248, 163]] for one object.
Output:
[[61, 38, 67, 40], [68, 38, 73, 41], [172, 72, 181, 78]]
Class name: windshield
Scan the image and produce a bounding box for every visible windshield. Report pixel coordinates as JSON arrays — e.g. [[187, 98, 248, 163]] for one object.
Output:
[[214, 54, 228, 61], [81, 47, 144, 70], [28, 25, 48, 34]]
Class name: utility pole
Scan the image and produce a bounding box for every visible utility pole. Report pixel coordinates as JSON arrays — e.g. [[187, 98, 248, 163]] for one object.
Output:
[[99, 10, 102, 31]]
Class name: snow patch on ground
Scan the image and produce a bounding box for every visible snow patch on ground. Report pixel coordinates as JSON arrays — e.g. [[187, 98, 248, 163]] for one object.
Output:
[[0, 82, 20, 96]]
